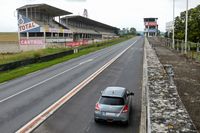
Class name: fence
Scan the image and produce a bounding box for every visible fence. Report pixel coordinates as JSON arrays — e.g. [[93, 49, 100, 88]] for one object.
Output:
[[158, 37, 200, 62], [0, 42, 20, 53]]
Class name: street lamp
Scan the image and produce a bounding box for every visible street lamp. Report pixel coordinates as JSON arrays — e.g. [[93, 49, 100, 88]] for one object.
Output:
[[172, 0, 175, 49], [185, 0, 188, 54]]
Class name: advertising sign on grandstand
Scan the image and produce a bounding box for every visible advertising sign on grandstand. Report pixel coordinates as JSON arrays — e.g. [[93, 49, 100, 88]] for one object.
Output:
[[145, 22, 157, 26], [63, 29, 73, 33], [65, 40, 88, 47], [20, 39, 44, 45], [18, 15, 40, 32]]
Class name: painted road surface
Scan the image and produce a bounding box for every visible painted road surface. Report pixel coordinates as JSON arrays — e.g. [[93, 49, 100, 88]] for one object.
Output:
[[0, 37, 142, 133], [33, 37, 144, 133]]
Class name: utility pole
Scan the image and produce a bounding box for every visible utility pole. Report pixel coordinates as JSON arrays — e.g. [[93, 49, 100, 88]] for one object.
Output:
[[172, 0, 175, 49], [185, 0, 188, 54]]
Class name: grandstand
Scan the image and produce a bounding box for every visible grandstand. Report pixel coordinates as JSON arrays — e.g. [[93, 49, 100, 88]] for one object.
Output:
[[16, 4, 119, 51], [61, 15, 119, 46], [17, 4, 73, 51]]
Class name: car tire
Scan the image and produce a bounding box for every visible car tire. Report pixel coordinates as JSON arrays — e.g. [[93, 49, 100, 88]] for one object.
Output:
[[94, 118, 100, 123], [122, 120, 129, 126]]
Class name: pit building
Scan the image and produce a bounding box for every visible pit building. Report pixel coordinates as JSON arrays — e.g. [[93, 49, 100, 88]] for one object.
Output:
[[143, 18, 158, 37]]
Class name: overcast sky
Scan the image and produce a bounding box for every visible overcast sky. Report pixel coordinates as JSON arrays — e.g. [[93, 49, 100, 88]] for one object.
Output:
[[0, 0, 199, 32]]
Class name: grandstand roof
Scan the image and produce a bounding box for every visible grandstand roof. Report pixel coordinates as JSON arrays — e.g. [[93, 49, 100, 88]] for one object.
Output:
[[144, 18, 158, 21], [17, 4, 72, 17], [69, 27, 100, 34], [61, 15, 119, 31]]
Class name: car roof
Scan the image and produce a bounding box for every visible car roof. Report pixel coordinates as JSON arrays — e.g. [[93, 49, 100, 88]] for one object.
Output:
[[101, 87, 126, 98]]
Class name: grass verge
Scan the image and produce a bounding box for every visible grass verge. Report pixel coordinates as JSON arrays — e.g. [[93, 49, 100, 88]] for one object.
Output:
[[0, 48, 71, 65], [184, 51, 200, 62], [0, 32, 18, 42], [0, 36, 133, 83]]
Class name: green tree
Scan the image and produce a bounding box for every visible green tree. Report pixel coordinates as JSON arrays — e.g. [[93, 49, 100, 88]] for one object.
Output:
[[130, 27, 136, 35], [174, 4, 200, 42]]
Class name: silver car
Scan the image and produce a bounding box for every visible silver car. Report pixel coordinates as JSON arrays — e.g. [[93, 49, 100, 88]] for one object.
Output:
[[94, 86, 134, 125]]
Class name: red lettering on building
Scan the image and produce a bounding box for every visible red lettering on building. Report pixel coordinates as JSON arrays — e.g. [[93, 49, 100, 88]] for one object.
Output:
[[145, 22, 158, 26], [20, 39, 44, 45], [65, 40, 88, 47], [19, 22, 37, 32]]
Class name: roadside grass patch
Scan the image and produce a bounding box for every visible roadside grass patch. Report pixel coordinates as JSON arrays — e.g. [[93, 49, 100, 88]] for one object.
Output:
[[0, 48, 70, 65], [0, 32, 18, 42]]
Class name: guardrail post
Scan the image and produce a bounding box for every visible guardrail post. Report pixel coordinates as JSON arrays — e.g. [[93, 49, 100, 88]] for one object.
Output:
[[181, 40, 184, 53], [73, 48, 78, 53], [167, 38, 169, 47], [170, 39, 172, 49], [197, 42, 199, 52], [188, 42, 190, 51], [166, 39, 168, 47], [176, 40, 179, 51]]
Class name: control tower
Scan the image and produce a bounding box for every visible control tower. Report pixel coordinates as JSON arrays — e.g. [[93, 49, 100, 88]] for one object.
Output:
[[144, 18, 158, 37]]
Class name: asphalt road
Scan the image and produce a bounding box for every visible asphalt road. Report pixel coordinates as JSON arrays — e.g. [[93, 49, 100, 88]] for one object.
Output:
[[33, 37, 144, 133], [0, 36, 143, 133]]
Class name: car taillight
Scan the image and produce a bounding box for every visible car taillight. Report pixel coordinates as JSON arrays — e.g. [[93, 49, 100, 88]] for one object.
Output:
[[95, 103, 100, 111], [122, 105, 128, 113]]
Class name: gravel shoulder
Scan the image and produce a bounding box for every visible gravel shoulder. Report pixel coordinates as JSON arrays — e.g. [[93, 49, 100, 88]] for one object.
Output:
[[148, 37, 200, 132]]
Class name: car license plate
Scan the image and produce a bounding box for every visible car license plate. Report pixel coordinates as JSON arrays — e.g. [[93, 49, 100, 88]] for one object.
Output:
[[106, 112, 115, 116], [102, 112, 106, 116]]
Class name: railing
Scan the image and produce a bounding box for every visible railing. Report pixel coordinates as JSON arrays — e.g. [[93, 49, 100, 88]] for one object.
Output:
[[158, 37, 200, 62], [144, 29, 157, 32]]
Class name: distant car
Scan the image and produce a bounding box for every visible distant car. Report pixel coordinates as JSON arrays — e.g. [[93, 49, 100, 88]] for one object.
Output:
[[94, 86, 134, 125]]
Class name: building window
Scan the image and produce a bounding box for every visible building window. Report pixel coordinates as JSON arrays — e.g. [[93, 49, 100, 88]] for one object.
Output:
[[64, 33, 68, 37], [46, 32, 51, 37], [29, 32, 36, 37], [36, 32, 44, 37], [59, 33, 63, 37], [53, 33, 58, 37], [20, 32, 27, 37]]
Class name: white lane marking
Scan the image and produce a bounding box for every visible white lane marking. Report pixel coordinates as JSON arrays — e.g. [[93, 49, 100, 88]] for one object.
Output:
[[0, 59, 94, 103], [79, 58, 94, 65], [16, 39, 138, 133]]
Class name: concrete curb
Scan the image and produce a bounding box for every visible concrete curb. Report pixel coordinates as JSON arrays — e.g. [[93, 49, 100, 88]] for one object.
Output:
[[139, 37, 148, 133]]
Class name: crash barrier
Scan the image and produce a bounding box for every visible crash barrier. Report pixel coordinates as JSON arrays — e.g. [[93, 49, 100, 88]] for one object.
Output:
[[0, 49, 74, 72]]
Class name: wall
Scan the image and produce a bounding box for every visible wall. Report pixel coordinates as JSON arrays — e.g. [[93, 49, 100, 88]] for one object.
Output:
[[0, 42, 20, 53]]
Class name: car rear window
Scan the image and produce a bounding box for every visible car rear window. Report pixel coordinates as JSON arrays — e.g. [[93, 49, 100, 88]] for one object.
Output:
[[99, 96, 124, 105]]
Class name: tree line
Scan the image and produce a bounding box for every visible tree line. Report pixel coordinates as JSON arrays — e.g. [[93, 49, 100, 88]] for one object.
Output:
[[119, 27, 137, 36], [166, 4, 200, 43]]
